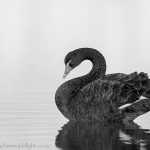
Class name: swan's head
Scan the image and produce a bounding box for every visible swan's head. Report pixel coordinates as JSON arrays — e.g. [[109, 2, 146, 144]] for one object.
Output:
[[63, 50, 82, 78]]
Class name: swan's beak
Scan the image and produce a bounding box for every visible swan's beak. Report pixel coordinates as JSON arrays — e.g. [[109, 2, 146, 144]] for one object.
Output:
[[63, 61, 72, 79]]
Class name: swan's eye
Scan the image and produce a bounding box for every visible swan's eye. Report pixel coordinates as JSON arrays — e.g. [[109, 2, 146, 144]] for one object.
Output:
[[69, 63, 73, 67]]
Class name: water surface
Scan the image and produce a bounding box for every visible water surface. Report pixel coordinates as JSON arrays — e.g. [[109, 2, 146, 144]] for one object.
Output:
[[0, 90, 150, 150], [56, 121, 150, 150]]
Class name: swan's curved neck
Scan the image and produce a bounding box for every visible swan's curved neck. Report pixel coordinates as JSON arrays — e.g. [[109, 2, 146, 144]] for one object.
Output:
[[55, 48, 106, 118], [79, 48, 106, 85]]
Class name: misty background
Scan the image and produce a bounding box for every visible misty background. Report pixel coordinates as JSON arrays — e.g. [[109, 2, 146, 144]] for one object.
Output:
[[0, 0, 150, 126]]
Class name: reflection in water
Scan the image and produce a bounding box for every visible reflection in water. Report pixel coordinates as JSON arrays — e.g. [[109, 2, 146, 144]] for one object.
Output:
[[56, 121, 150, 150]]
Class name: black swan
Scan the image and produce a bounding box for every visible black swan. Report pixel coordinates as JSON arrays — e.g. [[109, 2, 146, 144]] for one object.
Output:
[[55, 48, 150, 122]]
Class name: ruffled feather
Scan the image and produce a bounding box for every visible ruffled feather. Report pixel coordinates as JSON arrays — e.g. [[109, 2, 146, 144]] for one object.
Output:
[[80, 72, 150, 107]]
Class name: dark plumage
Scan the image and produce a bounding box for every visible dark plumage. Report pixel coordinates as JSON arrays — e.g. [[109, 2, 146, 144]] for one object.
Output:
[[55, 48, 150, 121]]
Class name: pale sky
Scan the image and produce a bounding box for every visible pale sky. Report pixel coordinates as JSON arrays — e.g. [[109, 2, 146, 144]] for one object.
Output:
[[0, 0, 150, 122]]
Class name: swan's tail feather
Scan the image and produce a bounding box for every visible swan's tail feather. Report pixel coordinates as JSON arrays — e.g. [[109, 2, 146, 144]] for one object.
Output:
[[120, 72, 150, 104], [143, 80, 150, 98]]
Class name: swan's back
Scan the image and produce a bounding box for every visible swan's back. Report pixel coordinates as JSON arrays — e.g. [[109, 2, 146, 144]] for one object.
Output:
[[79, 72, 150, 105], [66, 72, 150, 121]]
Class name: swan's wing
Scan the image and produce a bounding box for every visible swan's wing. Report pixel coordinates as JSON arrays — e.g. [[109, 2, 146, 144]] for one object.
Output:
[[79, 72, 150, 106], [79, 78, 123, 105], [105, 73, 127, 81]]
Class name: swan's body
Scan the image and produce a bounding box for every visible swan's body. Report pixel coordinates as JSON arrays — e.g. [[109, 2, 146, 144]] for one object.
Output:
[[55, 48, 150, 121]]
